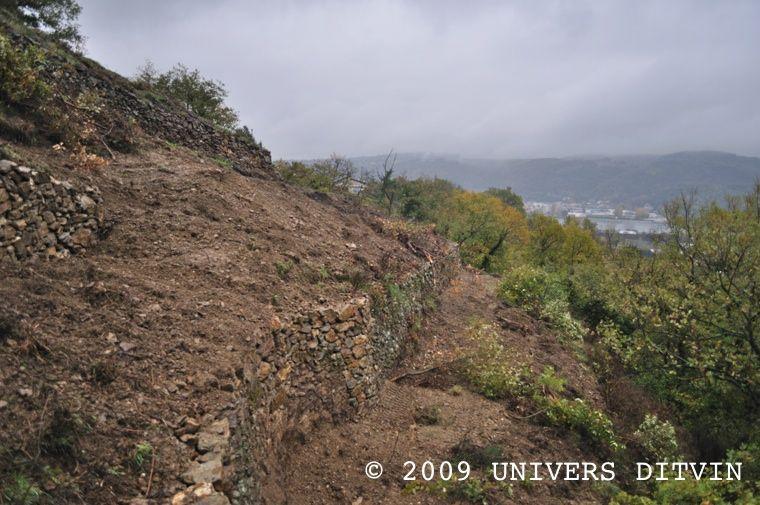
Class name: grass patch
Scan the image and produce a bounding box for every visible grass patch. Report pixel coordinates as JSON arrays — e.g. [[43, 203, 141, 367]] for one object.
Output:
[[275, 260, 294, 279], [131, 442, 153, 471], [2, 474, 44, 505], [212, 156, 231, 169], [414, 405, 442, 426]]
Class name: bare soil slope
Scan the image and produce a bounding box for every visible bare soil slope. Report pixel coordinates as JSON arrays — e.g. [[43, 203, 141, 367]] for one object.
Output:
[[0, 141, 443, 503]]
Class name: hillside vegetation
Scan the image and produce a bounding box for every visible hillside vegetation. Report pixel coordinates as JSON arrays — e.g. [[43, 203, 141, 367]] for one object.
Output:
[[1, 5, 758, 505]]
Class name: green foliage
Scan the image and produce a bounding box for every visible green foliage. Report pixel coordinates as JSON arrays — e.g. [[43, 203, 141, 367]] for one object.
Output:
[[274, 259, 293, 279], [2, 474, 43, 505], [274, 155, 356, 193], [526, 213, 601, 271], [460, 323, 533, 400], [498, 264, 566, 315], [594, 185, 760, 454], [450, 438, 503, 469], [1, 0, 83, 49], [633, 414, 679, 462], [610, 443, 758, 503], [132, 442, 153, 470], [498, 265, 584, 341], [438, 190, 528, 271], [414, 405, 442, 425], [484, 187, 525, 214], [542, 397, 625, 454], [134, 61, 240, 130], [212, 156, 231, 169], [537, 366, 566, 395], [404, 476, 503, 504], [448, 384, 464, 396], [0, 32, 49, 103]]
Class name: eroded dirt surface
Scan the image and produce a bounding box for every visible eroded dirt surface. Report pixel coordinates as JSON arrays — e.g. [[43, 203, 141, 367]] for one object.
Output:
[[282, 269, 606, 504], [0, 142, 443, 503]]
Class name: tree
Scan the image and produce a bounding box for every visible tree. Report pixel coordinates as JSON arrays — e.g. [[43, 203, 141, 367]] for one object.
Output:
[[438, 190, 528, 271], [0, 0, 82, 48], [377, 150, 398, 214], [485, 187, 525, 214], [561, 218, 601, 271], [527, 213, 565, 267], [134, 61, 239, 129], [613, 185, 760, 452]]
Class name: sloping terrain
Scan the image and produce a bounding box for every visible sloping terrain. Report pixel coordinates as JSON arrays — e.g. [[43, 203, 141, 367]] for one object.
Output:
[[0, 139, 446, 503], [283, 270, 619, 504]]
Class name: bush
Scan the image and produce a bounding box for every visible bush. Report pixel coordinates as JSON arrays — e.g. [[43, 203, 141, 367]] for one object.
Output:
[[274, 157, 356, 193], [134, 62, 239, 129], [497, 264, 566, 315], [634, 414, 679, 462], [499, 264, 586, 342], [540, 298, 586, 342], [537, 366, 566, 395], [543, 398, 624, 454], [459, 323, 533, 400], [0, 33, 49, 104]]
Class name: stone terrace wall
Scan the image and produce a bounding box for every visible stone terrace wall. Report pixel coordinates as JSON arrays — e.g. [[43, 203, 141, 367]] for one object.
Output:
[[0, 159, 104, 262], [227, 251, 459, 504], [46, 56, 273, 177], [3, 25, 271, 178]]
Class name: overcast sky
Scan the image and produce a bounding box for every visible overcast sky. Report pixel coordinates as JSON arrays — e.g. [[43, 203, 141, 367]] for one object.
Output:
[[77, 0, 760, 160]]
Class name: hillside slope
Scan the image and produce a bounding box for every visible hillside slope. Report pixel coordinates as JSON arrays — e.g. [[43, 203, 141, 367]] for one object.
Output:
[[0, 139, 452, 503], [1, 18, 670, 505]]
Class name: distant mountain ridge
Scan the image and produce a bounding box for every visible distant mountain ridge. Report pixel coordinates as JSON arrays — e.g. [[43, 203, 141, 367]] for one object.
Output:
[[351, 151, 760, 207]]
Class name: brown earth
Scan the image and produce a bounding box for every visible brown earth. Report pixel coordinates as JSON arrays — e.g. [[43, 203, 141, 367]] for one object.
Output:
[[280, 269, 613, 505], [0, 140, 445, 503]]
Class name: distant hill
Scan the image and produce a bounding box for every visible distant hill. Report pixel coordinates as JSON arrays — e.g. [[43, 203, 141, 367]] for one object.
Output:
[[351, 151, 760, 207]]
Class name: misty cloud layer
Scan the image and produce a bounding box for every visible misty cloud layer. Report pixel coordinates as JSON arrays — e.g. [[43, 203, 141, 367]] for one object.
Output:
[[77, 0, 760, 159]]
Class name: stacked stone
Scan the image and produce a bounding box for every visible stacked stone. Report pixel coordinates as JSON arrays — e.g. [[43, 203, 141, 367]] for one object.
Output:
[[0, 159, 104, 262], [258, 297, 379, 411], [46, 55, 272, 177]]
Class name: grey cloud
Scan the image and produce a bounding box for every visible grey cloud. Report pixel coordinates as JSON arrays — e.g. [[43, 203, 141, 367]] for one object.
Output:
[[77, 0, 760, 159]]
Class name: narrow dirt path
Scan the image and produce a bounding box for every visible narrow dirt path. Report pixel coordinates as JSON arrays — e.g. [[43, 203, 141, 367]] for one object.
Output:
[[281, 269, 604, 504]]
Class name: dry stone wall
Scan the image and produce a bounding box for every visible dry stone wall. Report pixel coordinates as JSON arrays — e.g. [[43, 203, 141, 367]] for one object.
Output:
[[227, 251, 459, 504], [3, 24, 272, 179], [0, 159, 104, 262]]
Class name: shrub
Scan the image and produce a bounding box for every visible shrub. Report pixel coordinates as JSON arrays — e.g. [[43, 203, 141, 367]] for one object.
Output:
[[273, 156, 356, 193], [543, 398, 624, 454], [634, 414, 679, 462], [134, 62, 239, 129], [540, 297, 586, 342], [499, 265, 586, 342], [274, 260, 293, 279], [537, 366, 566, 395], [414, 405, 442, 425], [0, 33, 49, 104], [498, 264, 566, 316], [460, 323, 533, 400]]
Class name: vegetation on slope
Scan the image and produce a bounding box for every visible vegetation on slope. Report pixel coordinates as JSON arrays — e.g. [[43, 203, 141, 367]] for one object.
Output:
[[276, 156, 760, 503]]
